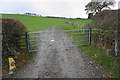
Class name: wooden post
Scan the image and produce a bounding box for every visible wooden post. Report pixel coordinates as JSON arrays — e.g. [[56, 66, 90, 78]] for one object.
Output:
[[118, 26, 120, 58], [114, 22, 120, 59], [115, 30, 119, 56]]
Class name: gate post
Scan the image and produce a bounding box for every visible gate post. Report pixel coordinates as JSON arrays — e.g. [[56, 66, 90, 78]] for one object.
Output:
[[25, 32, 30, 52], [88, 28, 92, 44]]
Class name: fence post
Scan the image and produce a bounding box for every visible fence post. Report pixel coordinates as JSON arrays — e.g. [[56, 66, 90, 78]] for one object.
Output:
[[25, 32, 30, 52], [88, 28, 92, 44]]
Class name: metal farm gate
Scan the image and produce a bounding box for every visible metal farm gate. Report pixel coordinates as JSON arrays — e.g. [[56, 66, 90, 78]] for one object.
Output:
[[26, 29, 91, 52]]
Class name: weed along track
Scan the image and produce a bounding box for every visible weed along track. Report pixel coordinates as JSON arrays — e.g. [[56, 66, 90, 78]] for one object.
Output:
[[13, 27, 100, 78]]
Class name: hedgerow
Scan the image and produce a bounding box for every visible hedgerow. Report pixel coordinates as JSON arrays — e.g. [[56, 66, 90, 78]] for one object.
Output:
[[88, 9, 120, 56], [2, 18, 26, 62]]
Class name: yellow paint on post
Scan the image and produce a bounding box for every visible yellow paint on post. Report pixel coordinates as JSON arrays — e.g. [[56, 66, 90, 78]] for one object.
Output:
[[9, 58, 16, 72]]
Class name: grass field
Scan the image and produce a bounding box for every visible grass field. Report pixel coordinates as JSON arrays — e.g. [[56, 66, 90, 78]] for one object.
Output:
[[1, 14, 92, 32]]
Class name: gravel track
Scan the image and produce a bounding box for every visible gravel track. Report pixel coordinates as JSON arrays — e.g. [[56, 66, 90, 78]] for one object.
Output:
[[12, 27, 100, 78]]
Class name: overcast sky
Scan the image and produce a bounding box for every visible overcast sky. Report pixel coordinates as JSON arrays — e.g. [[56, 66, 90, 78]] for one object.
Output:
[[0, 0, 120, 18]]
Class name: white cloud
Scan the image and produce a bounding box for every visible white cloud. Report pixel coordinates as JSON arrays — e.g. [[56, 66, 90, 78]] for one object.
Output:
[[0, 0, 119, 18], [0, 0, 89, 2], [31, 1, 91, 18]]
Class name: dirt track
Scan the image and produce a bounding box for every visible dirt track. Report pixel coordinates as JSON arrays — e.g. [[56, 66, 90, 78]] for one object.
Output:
[[12, 27, 100, 78]]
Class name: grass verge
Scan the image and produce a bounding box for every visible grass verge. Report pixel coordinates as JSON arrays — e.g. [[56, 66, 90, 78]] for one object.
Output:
[[79, 45, 120, 78]]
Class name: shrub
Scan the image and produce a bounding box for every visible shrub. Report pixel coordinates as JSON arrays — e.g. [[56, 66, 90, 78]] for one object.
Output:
[[88, 9, 120, 56], [2, 18, 26, 60]]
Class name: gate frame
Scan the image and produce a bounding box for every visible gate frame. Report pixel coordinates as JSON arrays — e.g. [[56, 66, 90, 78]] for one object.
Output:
[[26, 28, 92, 52]]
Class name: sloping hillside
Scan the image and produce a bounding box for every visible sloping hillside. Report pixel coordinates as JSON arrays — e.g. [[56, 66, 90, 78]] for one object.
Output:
[[2, 14, 92, 32]]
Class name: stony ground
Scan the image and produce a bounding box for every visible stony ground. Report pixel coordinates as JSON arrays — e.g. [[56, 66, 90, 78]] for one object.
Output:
[[7, 27, 101, 78]]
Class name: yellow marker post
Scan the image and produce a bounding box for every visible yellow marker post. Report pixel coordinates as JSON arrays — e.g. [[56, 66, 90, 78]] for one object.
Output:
[[8, 58, 16, 74]]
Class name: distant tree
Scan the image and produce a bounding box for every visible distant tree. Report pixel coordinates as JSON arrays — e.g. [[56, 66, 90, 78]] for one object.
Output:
[[85, 0, 115, 18]]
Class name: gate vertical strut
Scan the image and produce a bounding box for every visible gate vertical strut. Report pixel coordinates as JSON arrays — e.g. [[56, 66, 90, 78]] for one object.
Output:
[[26, 32, 30, 52], [88, 28, 92, 44]]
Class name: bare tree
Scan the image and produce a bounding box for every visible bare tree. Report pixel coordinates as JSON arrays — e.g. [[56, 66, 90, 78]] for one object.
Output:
[[85, 0, 115, 14]]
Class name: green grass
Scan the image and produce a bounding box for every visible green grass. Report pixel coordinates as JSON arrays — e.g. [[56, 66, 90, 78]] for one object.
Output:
[[60, 23, 90, 45], [1, 14, 92, 32], [79, 45, 120, 78], [2, 14, 67, 32], [69, 19, 92, 27]]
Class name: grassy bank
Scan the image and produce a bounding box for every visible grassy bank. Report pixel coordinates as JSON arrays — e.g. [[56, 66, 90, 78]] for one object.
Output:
[[79, 45, 120, 78]]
